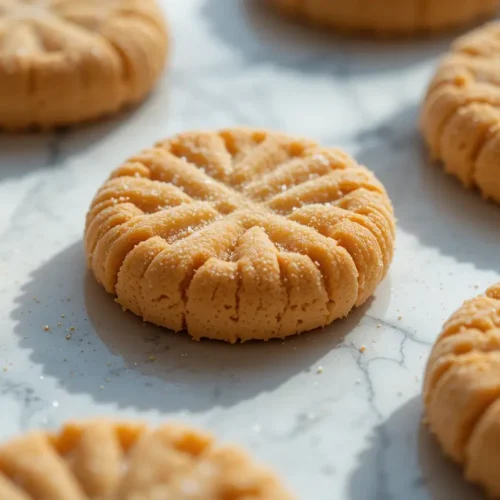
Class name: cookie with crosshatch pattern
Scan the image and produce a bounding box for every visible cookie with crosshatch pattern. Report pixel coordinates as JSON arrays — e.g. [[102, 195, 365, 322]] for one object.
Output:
[[424, 283, 500, 497], [267, 0, 498, 35], [421, 22, 500, 204], [85, 128, 395, 342], [0, 0, 168, 130], [0, 419, 294, 499]]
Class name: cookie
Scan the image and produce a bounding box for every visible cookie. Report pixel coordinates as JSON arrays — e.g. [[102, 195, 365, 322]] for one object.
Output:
[[267, 0, 498, 36], [85, 128, 395, 343], [421, 22, 500, 204], [0, 0, 168, 130], [0, 419, 294, 499], [424, 283, 500, 497]]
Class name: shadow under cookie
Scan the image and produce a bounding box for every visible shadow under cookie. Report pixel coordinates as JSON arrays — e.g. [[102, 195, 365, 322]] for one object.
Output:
[[200, 0, 458, 76], [348, 396, 483, 500], [355, 104, 500, 274], [11, 241, 378, 413]]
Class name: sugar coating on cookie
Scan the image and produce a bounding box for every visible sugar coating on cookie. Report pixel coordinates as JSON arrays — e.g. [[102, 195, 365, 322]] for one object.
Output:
[[0, 420, 294, 499], [268, 0, 498, 35], [85, 128, 395, 343], [421, 22, 500, 203], [0, 0, 168, 130], [424, 283, 500, 497]]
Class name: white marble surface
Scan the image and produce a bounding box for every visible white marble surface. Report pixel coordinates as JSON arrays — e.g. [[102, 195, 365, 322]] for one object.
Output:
[[0, 1, 499, 498]]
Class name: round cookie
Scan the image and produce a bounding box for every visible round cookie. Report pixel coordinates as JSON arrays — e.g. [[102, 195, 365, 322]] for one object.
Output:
[[421, 22, 500, 204], [0, 0, 169, 130], [267, 0, 498, 36], [0, 419, 294, 499], [85, 127, 396, 343], [424, 283, 500, 497]]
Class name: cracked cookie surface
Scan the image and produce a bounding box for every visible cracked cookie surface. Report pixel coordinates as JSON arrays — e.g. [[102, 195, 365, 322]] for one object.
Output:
[[0, 419, 294, 499], [267, 0, 498, 36], [0, 0, 168, 130], [421, 22, 500, 203], [424, 283, 500, 497], [85, 127, 396, 343]]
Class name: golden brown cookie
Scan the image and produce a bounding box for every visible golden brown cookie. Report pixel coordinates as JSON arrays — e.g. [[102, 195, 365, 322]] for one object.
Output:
[[0, 0, 169, 130], [85, 127, 395, 343], [0, 419, 294, 499], [268, 0, 498, 36], [421, 22, 500, 203], [424, 283, 500, 497]]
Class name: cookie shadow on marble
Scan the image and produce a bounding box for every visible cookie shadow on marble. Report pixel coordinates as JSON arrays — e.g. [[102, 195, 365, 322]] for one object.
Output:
[[355, 104, 500, 273], [0, 94, 161, 182], [11, 241, 379, 412], [201, 0, 457, 76], [349, 396, 483, 500]]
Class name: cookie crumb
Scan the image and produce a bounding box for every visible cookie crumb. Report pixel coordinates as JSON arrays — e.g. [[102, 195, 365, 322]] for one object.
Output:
[[376, 323, 382, 329], [398, 316, 402, 320], [317, 366, 324, 374], [66, 334, 72, 340], [359, 345, 366, 353], [43, 325, 50, 332]]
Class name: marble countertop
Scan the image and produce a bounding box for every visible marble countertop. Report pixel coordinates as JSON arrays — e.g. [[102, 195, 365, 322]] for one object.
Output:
[[1, 1, 499, 498]]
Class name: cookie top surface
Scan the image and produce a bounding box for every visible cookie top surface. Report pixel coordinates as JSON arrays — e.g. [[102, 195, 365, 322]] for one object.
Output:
[[85, 128, 395, 343], [424, 283, 500, 497], [421, 22, 500, 203], [0, 0, 168, 129], [0, 420, 294, 499], [267, 0, 498, 35]]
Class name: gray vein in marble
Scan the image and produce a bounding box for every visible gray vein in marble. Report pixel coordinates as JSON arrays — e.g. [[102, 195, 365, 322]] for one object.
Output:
[[0, 377, 48, 429]]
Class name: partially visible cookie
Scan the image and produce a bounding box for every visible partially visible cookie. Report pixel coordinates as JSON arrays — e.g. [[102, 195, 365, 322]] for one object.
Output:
[[0, 420, 294, 499], [0, 0, 169, 130], [421, 22, 500, 203], [85, 127, 396, 343], [267, 0, 498, 36], [424, 283, 500, 497]]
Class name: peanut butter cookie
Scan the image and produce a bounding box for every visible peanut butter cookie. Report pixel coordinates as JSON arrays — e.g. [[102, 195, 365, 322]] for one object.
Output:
[[424, 283, 500, 497], [85, 128, 395, 343], [421, 22, 500, 204], [0, 419, 294, 499], [0, 0, 168, 130], [268, 0, 498, 36]]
